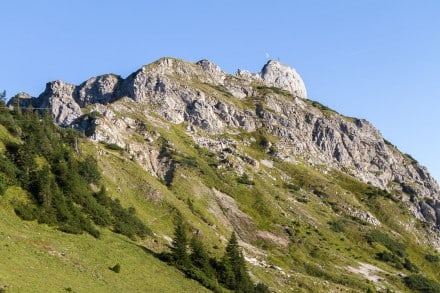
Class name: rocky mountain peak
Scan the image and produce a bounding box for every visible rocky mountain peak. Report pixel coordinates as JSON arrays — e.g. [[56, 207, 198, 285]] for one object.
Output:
[[260, 60, 307, 99], [8, 57, 440, 230]]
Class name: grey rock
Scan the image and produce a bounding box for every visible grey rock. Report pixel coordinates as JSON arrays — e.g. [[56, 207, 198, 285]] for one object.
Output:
[[420, 202, 437, 223], [38, 81, 82, 126], [236, 69, 261, 82], [260, 60, 307, 99], [196, 59, 226, 85], [8, 92, 37, 109], [76, 74, 122, 107], [435, 201, 440, 226]]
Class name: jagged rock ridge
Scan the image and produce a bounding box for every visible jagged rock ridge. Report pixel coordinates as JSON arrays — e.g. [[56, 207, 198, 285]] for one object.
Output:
[[10, 57, 440, 229]]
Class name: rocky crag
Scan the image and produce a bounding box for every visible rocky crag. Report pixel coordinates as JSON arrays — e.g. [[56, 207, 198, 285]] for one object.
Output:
[[12, 57, 440, 232]]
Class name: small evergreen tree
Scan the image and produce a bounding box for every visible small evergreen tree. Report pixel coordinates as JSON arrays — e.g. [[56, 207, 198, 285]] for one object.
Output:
[[0, 90, 6, 104], [190, 236, 214, 277], [171, 217, 190, 268], [79, 155, 101, 184], [221, 232, 254, 292]]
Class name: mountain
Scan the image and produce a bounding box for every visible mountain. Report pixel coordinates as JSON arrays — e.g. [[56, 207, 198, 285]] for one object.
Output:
[[3, 57, 440, 292]]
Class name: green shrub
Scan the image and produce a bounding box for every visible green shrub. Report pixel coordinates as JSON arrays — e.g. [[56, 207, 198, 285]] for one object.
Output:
[[110, 263, 121, 273], [88, 111, 103, 119], [404, 258, 419, 273], [328, 220, 345, 233], [405, 153, 419, 164], [111, 200, 151, 239], [178, 156, 198, 168], [425, 254, 439, 263], [366, 230, 406, 257], [404, 274, 440, 292], [103, 142, 124, 151], [237, 174, 254, 185], [376, 251, 403, 269], [284, 182, 300, 192], [254, 283, 271, 293], [79, 155, 101, 183], [182, 267, 223, 293]]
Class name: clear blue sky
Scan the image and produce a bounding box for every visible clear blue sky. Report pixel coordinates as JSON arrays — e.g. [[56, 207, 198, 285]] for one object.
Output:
[[1, 1, 440, 182]]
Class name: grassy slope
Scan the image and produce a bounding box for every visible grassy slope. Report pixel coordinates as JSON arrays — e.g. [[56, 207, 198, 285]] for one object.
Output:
[[0, 187, 210, 292]]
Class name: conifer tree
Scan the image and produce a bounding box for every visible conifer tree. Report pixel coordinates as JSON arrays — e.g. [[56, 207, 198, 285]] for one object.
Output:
[[0, 90, 6, 104], [221, 232, 254, 292], [171, 217, 190, 268], [190, 236, 214, 277]]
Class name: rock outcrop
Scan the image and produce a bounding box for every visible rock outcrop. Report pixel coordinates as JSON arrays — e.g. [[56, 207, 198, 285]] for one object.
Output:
[[9, 57, 440, 227], [260, 60, 307, 99], [76, 74, 122, 107]]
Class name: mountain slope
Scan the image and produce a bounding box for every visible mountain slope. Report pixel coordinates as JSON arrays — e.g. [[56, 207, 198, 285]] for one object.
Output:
[[13, 57, 439, 228], [4, 57, 440, 292]]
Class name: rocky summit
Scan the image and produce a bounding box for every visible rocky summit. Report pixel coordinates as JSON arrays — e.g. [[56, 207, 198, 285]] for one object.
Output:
[[6, 57, 440, 292]]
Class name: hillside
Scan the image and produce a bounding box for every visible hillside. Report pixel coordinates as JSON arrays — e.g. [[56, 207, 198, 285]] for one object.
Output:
[[2, 57, 440, 292]]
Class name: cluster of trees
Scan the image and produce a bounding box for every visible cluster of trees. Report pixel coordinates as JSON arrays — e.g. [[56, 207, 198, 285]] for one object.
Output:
[[0, 105, 150, 239], [166, 218, 270, 293]]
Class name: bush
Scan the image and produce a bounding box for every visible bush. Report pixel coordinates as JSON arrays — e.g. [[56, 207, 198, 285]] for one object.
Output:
[[79, 155, 101, 183], [103, 142, 124, 151], [237, 174, 254, 185], [376, 251, 403, 269], [88, 111, 103, 119], [404, 258, 419, 273], [405, 153, 419, 164], [284, 183, 300, 192], [255, 282, 271, 293], [366, 230, 406, 257], [425, 254, 440, 263], [111, 202, 151, 239], [178, 156, 198, 168], [110, 263, 121, 273], [404, 274, 440, 292], [328, 220, 345, 233], [182, 267, 223, 293]]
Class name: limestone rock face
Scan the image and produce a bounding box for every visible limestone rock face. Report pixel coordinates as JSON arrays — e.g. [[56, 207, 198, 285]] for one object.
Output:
[[260, 60, 307, 99], [196, 59, 227, 85], [38, 81, 82, 126], [9, 57, 440, 228], [76, 74, 122, 107]]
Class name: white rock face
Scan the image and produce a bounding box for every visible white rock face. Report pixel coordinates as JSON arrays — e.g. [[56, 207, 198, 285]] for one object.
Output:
[[76, 74, 121, 107], [39, 81, 83, 126], [236, 60, 308, 99], [260, 60, 307, 99], [196, 59, 227, 85]]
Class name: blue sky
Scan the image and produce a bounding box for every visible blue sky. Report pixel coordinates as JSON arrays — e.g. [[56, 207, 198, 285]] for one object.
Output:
[[1, 1, 439, 181]]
